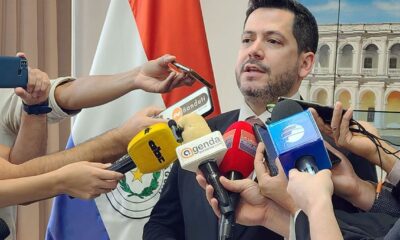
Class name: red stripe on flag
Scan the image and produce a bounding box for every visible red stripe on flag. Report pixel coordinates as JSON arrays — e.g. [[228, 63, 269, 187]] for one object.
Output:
[[129, 0, 221, 118]]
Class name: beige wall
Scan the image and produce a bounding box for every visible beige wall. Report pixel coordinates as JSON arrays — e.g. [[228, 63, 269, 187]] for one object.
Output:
[[0, 0, 71, 239]]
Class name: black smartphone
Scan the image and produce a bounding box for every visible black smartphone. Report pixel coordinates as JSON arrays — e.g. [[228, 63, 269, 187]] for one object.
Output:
[[0, 56, 28, 88], [253, 123, 279, 176], [327, 149, 341, 166], [278, 97, 351, 125], [169, 62, 214, 89]]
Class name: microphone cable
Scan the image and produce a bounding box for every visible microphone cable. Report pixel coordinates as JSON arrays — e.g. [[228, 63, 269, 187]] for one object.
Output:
[[350, 120, 400, 197]]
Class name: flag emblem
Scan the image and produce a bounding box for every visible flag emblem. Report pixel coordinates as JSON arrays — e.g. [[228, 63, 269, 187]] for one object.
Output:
[[105, 167, 171, 219]]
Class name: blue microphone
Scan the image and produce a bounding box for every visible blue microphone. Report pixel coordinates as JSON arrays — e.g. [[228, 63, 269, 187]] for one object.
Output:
[[263, 99, 332, 176]]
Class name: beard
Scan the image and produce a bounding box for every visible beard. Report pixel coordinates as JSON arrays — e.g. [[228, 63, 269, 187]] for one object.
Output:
[[236, 62, 298, 104]]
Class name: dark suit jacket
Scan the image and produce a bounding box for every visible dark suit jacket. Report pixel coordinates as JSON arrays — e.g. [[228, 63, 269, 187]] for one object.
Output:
[[143, 109, 378, 240], [295, 209, 398, 240], [143, 110, 282, 240]]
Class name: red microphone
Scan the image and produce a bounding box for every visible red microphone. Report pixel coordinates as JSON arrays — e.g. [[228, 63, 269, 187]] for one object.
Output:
[[220, 121, 256, 179], [218, 121, 257, 240]]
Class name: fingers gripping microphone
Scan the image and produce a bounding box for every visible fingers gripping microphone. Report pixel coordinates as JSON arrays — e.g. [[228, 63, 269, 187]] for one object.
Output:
[[175, 113, 233, 215], [218, 121, 257, 240], [0, 218, 10, 240], [264, 99, 332, 176], [108, 120, 181, 174]]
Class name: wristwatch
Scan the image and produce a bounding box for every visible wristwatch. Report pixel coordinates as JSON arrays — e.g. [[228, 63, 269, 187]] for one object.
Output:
[[22, 99, 52, 115]]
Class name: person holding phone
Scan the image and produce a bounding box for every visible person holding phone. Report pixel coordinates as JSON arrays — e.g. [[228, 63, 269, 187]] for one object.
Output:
[[0, 53, 193, 240]]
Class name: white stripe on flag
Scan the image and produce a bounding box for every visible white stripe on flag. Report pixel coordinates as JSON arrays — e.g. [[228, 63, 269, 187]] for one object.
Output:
[[71, 0, 166, 239]]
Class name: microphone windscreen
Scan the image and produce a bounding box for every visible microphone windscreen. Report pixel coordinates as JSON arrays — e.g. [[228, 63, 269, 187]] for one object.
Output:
[[271, 99, 304, 123], [178, 113, 211, 143], [219, 121, 256, 178]]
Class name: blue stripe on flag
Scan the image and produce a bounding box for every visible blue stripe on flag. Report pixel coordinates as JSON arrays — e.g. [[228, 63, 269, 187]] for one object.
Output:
[[45, 136, 110, 240]]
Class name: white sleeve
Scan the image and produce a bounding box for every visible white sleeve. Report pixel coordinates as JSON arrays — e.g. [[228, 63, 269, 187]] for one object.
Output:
[[47, 77, 80, 123]]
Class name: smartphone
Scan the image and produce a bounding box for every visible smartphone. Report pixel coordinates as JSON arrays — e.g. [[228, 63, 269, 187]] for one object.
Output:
[[278, 97, 352, 125], [327, 149, 342, 166], [169, 62, 214, 89], [0, 56, 28, 88], [253, 123, 279, 176]]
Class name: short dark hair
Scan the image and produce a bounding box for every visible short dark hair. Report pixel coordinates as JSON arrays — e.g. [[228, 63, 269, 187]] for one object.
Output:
[[245, 0, 319, 54]]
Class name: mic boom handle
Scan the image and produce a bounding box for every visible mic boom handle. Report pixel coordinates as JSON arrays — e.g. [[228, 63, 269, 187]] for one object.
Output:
[[218, 171, 243, 240], [108, 154, 137, 174], [199, 160, 234, 215]]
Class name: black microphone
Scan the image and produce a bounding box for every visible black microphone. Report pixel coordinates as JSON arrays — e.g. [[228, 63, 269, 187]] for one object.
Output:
[[175, 113, 233, 215], [217, 121, 257, 240], [0, 218, 10, 240]]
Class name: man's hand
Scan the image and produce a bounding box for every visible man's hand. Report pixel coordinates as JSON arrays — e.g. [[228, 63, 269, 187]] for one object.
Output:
[[55, 161, 124, 199], [326, 143, 376, 211], [196, 173, 289, 237], [254, 143, 297, 214], [311, 102, 395, 172], [116, 106, 167, 145], [14, 53, 50, 105], [287, 169, 333, 215], [134, 54, 195, 93]]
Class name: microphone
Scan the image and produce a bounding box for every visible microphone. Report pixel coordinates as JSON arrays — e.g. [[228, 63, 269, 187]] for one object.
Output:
[[175, 113, 233, 215], [218, 121, 257, 240], [108, 120, 181, 174], [264, 99, 332, 176], [0, 218, 10, 240]]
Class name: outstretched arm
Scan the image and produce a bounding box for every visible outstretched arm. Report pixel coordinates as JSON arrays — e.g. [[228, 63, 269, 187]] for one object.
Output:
[[55, 54, 195, 111], [0, 106, 165, 179], [0, 161, 123, 208]]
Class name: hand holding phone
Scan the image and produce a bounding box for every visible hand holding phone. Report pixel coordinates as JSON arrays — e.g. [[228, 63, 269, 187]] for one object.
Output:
[[253, 123, 279, 176], [0, 56, 28, 88], [169, 62, 213, 89], [278, 97, 352, 125]]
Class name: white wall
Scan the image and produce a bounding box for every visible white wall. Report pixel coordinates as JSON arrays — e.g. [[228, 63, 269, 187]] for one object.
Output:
[[72, 0, 248, 112]]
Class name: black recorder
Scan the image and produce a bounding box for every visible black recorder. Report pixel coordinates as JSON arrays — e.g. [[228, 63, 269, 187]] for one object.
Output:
[[278, 97, 354, 125], [0, 56, 28, 88]]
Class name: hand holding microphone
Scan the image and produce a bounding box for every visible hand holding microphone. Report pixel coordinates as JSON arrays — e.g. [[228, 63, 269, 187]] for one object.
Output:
[[264, 99, 332, 176], [217, 121, 257, 239], [196, 156, 292, 238], [108, 120, 181, 174], [287, 169, 334, 215], [175, 113, 232, 215]]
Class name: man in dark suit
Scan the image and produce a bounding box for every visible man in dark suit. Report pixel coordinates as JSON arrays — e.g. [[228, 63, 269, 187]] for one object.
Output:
[[143, 0, 377, 239]]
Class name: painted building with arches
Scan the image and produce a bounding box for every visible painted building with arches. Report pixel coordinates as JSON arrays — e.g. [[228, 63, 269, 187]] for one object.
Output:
[[300, 23, 400, 133]]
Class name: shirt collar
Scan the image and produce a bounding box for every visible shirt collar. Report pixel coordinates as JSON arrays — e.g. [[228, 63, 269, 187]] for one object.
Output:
[[238, 92, 301, 123]]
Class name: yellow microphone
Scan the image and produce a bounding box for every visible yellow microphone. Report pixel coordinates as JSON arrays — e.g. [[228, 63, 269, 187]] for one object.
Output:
[[108, 121, 181, 174]]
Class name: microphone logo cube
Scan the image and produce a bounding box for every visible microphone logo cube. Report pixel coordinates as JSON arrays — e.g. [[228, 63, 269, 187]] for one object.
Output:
[[263, 110, 332, 176], [176, 131, 227, 172]]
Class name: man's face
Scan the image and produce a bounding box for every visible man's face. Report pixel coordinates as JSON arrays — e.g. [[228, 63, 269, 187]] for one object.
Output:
[[235, 8, 301, 103]]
